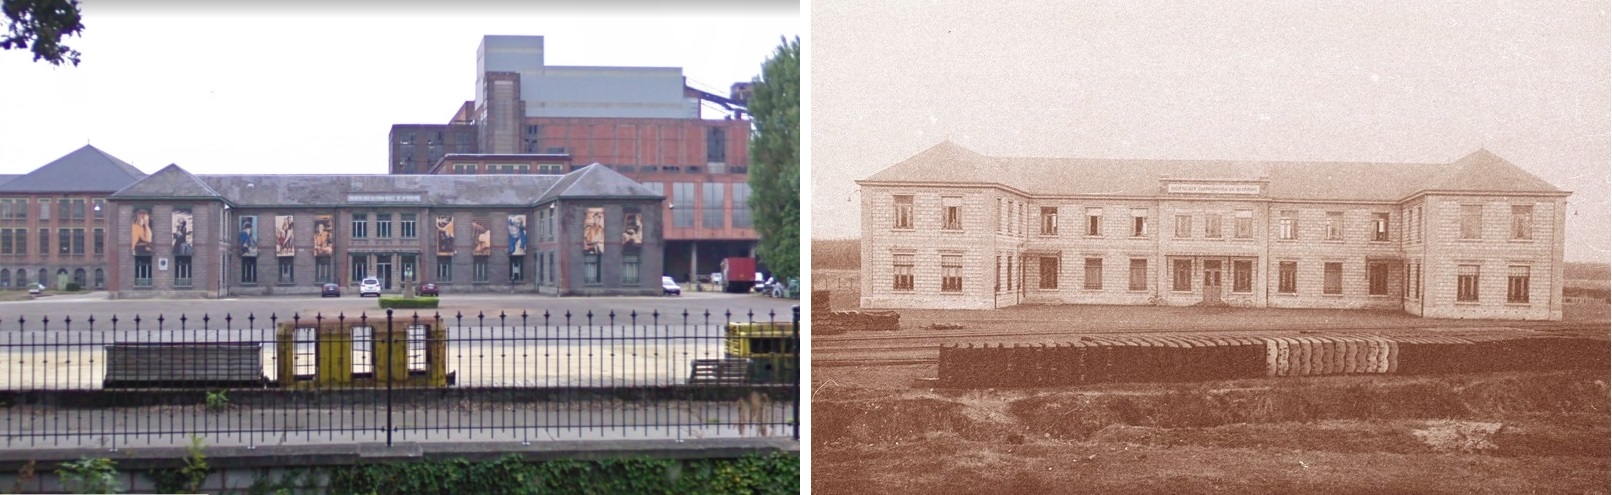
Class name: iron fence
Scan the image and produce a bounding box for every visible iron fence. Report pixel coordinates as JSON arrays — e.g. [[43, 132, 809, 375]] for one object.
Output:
[[0, 307, 799, 450]]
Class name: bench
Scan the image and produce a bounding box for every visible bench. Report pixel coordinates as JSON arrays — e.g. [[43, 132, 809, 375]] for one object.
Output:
[[103, 343, 268, 389], [687, 358, 750, 385]]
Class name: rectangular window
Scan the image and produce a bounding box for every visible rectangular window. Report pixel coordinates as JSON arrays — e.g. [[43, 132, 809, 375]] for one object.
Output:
[[1457, 264, 1480, 301], [1205, 215, 1222, 238], [38, 199, 48, 221], [278, 257, 294, 284], [617, 255, 634, 284], [350, 254, 368, 281], [672, 182, 696, 228], [1507, 266, 1530, 303], [1371, 212, 1390, 241], [241, 257, 258, 284], [1279, 261, 1298, 294], [72, 199, 85, 220], [732, 183, 753, 229], [1460, 205, 1482, 239], [1234, 210, 1253, 238], [1084, 258, 1102, 290], [401, 214, 417, 239], [1368, 261, 1388, 296], [942, 197, 962, 230], [1511, 205, 1533, 240], [473, 257, 489, 282], [1040, 207, 1058, 235], [1129, 259, 1147, 291], [893, 253, 914, 290], [436, 256, 452, 282], [1175, 215, 1192, 238], [1233, 260, 1253, 293], [511, 257, 526, 283], [38, 228, 47, 255], [893, 195, 913, 229], [1040, 256, 1059, 289], [15, 229, 24, 255], [702, 182, 725, 229], [1131, 209, 1148, 237], [135, 257, 153, 287], [93, 228, 103, 255], [1173, 259, 1192, 291], [57, 199, 68, 221], [1278, 210, 1297, 240], [58, 228, 69, 255], [352, 213, 368, 238], [1323, 262, 1343, 295], [1, 229, 10, 254], [1414, 206, 1423, 243], [1086, 208, 1103, 236], [941, 254, 963, 292], [316, 257, 333, 283], [1325, 211, 1343, 240], [174, 256, 192, 286], [376, 214, 392, 238], [72, 228, 83, 255], [93, 199, 103, 219], [584, 253, 601, 284]]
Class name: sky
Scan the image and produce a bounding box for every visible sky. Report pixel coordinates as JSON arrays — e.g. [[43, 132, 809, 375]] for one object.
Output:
[[809, 0, 1610, 263], [0, 1, 798, 175]]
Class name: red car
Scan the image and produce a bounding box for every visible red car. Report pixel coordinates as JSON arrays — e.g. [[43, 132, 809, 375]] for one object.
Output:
[[418, 282, 439, 296]]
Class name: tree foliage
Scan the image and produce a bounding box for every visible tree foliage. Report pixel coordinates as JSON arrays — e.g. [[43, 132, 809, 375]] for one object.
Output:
[[748, 36, 800, 281], [2, 0, 83, 66]]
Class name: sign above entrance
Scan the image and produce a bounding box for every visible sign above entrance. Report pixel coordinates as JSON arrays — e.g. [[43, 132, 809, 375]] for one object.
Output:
[[1165, 183, 1262, 195], [348, 193, 423, 203]]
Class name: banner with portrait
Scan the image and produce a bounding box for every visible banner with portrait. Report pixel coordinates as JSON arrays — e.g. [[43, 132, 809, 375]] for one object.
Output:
[[237, 215, 259, 257], [312, 215, 334, 256], [507, 215, 528, 256], [275, 215, 295, 257], [583, 207, 605, 254], [472, 218, 491, 256], [131, 207, 153, 256], [171, 208, 194, 256], [622, 211, 643, 246], [435, 216, 456, 256]]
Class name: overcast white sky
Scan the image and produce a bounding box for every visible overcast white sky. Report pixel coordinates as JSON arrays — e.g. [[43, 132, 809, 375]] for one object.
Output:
[[0, 1, 797, 175], [810, 1, 1610, 263]]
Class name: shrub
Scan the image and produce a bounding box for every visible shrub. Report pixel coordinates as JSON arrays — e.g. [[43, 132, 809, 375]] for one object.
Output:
[[65, 282, 82, 292], [57, 458, 120, 494], [380, 296, 439, 309]]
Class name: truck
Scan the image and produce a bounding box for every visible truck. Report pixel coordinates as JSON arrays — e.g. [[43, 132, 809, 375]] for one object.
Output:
[[720, 257, 758, 293]]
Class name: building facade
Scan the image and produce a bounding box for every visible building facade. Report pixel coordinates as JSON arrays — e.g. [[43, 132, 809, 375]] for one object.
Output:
[[388, 35, 759, 284], [0, 145, 148, 291], [858, 142, 1570, 320], [107, 163, 664, 299]]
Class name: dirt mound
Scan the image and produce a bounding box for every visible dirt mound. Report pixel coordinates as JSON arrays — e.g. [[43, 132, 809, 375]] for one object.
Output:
[[813, 393, 1016, 447]]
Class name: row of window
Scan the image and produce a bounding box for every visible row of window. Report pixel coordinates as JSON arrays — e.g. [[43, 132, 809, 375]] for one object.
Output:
[[349, 213, 417, 240], [0, 228, 101, 256], [447, 163, 567, 175], [1455, 264, 1532, 303], [0, 267, 101, 289], [642, 181, 754, 230], [0, 198, 104, 221], [140, 252, 643, 288]]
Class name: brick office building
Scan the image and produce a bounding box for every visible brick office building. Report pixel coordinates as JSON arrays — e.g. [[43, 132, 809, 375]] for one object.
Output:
[[389, 35, 759, 284], [857, 142, 1570, 320], [0, 145, 148, 291], [106, 163, 663, 298]]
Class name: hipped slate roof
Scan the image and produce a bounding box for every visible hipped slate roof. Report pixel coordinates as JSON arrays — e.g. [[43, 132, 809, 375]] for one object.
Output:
[[862, 141, 1565, 202], [0, 145, 147, 193], [110, 163, 662, 207]]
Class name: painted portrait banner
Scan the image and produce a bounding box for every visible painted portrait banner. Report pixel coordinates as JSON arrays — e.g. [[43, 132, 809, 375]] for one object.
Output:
[[583, 207, 605, 254], [507, 215, 528, 256], [622, 211, 643, 246], [275, 215, 295, 257], [171, 208, 194, 256], [238, 216, 259, 257], [436, 215, 456, 256], [131, 207, 153, 256], [312, 215, 334, 256], [472, 218, 491, 256]]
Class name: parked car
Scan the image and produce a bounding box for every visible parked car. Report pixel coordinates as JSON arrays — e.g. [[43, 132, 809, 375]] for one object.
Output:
[[418, 282, 440, 297], [26, 283, 43, 295], [661, 276, 681, 296], [321, 283, 341, 297], [360, 277, 382, 297]]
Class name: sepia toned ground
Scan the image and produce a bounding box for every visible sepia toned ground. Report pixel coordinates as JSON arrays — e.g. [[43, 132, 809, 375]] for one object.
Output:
[[810, 264, 1612, 494]]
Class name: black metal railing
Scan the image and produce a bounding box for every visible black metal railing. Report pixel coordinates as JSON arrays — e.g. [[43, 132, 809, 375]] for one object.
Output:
[[0, 307, 800, 450]]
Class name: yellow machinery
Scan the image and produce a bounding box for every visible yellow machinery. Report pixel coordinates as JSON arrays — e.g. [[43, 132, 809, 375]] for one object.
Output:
[[723, 321, 798, 384], [274, 317, 450, 388]]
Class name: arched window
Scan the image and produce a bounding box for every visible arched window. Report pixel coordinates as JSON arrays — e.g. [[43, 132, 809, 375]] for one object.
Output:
[[0, 269, 9, 288], [15, 269, 26, 288], [94, 269, 104, 289], [37, 269, 46, 288], [73, 268, 86, 288]]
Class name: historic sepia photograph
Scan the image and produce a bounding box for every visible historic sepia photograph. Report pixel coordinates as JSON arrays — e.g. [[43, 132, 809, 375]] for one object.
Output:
[[811, 1, 1609, 492]]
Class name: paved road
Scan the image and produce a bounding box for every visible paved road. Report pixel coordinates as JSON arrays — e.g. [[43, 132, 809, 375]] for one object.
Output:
[[2, 401, 797, 450]]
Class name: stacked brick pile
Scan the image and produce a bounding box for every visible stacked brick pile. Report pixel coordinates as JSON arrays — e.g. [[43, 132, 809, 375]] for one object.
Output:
[[938, 334, 1609, 388], [812, 290, 901, 333]]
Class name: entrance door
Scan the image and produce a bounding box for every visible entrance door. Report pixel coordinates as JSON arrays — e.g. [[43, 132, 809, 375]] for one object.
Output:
[[1202, 260, 1223, 305], [377, 254, 393, 290]]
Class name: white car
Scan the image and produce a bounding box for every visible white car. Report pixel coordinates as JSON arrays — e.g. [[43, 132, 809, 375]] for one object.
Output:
[[360, 277, 382, 297], [661, 276, 681, 296]]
